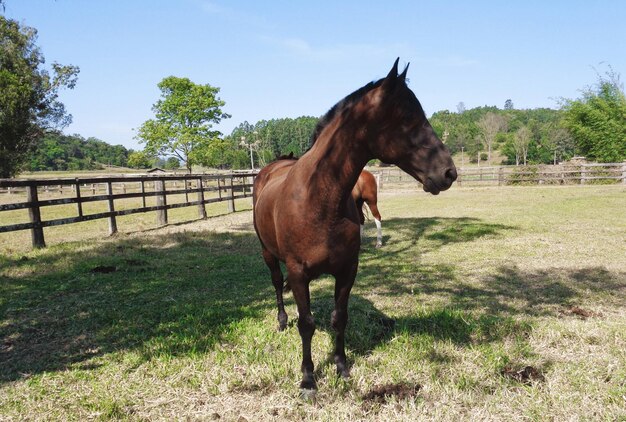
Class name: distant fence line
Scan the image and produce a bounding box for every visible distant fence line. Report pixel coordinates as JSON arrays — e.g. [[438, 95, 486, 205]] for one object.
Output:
[[373, 162, 626, 189], [2, 163, 625, 250], [0, 172, 256, 249]]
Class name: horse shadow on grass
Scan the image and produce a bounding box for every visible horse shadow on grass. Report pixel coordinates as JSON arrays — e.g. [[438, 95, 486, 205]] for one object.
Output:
[[309, 217, 625, 377]]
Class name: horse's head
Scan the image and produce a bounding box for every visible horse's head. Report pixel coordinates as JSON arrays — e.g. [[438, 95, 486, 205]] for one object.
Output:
[[366, 59, 457, 194]]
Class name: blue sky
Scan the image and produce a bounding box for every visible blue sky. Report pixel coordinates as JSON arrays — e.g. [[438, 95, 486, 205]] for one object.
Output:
[[5, 1, 626, 150]]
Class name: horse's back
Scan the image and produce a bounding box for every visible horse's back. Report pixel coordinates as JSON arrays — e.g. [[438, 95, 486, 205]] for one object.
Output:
[[253, 159, 296, 202]]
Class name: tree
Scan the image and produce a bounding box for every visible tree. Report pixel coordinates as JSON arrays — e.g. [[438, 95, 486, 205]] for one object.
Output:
[[135, 76, 230, 173], [164, 156, 180, 170], [476, 112, 508, 164], [504, 99, 514, 110], [0, 16, 79, 177], [513, 126, 531, 165], [127, 151, 153, 169], [561, 68, 626, 162]]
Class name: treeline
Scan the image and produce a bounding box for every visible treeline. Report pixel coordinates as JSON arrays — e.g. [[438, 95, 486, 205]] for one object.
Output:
[[202, 116, 319, 169], [217, 108, 573, 168], [430, 70, 625, 166], [26, 132, 133, 171], [430, 105, 574, 165], [24, 71, 625, 172]]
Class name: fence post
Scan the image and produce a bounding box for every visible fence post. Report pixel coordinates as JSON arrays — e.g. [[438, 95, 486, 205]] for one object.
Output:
[[26, 184, 46, 248], [375, 173, 382, 191], [580, 164, 587, 185], [197, 178, 207, 219], [140, 181, 146, 208], [75, 179, 83, 217], [155, 178, 168, 226], [228, 175, 236, 213], [106, 182, 118, 235], [498, 167, 504, 186], [622, 161, 626, 185]]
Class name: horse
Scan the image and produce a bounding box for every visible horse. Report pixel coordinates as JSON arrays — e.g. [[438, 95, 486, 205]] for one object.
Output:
[[352, 169, 383, 248], [252, 58, 457, 392]]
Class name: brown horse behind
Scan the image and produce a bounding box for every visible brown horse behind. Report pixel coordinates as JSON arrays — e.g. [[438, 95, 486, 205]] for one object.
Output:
[[252, 59, 457, 392], [352, 169, 383, 247]]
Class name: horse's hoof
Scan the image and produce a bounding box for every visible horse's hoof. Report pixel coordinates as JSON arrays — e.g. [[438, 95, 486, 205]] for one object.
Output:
[[336, 364, 351, 379], [300, 376, 317, 391], [300, 388, 317, 402], [278, 314, 288, 331]]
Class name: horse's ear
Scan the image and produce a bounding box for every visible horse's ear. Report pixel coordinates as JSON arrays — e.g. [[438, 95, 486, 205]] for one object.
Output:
[[382, 57, 400, 91], [386, 58, 400, 79], [399, 62, 410, 83]]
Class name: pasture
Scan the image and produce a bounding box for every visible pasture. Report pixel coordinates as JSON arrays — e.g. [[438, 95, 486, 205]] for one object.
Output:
[[1, 185, 625, 421]]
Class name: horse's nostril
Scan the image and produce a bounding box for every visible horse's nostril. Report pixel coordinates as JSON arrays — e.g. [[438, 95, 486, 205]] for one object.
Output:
[[445, 167, 458, 182]]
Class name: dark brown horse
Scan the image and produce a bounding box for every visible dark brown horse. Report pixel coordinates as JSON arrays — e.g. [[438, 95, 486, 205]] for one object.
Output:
[[352, 169, 383, 247], [252, 59, 456, 392]]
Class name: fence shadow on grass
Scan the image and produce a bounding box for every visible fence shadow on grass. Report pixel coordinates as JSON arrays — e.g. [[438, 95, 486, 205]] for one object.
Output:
[[0, 229, 273, 383]]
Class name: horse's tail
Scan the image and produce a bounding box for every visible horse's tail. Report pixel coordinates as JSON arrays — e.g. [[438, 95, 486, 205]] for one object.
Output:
[[363, 202, 372, 221]]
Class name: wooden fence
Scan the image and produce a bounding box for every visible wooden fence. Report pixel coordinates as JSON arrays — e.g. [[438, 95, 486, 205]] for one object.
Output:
[[2, 162, 625, 250], [373, 162, 626, 189], [0, 172, 256, 249]]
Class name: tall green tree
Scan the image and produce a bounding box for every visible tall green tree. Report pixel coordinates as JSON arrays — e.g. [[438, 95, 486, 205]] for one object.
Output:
[[561, 69, 626, 162], [0, 16, 79, 177], [135, 76, 229, 173]]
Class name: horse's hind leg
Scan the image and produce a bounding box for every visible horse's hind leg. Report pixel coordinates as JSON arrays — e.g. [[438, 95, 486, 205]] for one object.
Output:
[[262, 249, 288, 331], [366, 200, 383, 248], [356, 199, 366, 242], [331, 261, 358, 379]]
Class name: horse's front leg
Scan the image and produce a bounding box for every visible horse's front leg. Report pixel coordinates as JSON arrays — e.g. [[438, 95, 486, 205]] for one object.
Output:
[[287, 264, 316, 390], [331, 261, 358, 379]]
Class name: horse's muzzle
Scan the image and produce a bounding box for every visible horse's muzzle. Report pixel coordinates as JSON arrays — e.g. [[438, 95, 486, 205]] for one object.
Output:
[[423, 167, 457, 195]]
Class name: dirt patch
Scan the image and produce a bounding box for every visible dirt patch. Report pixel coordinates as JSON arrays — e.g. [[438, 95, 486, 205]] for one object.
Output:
[[501, 365, 545, 384], [89, 265, 117, 274], [362, 382, 422, 403], [560, 305, 603, 319]]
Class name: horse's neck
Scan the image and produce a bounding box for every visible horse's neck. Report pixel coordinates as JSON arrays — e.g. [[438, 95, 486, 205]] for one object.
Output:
[[297, 123, 369, 214]]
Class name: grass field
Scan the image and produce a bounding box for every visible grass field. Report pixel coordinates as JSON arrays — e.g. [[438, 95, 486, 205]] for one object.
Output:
[[1, 185, 625, 421]]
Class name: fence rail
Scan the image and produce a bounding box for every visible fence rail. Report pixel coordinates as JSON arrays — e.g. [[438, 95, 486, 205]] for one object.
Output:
[[373, 162, 626, 189], [2, 163, 625, 250], [0, 172, 256, 249]]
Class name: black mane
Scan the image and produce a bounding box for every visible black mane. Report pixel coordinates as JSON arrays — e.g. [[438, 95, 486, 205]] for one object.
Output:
[[275, 152, 298, 161], [309, 77, 385, 146]]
